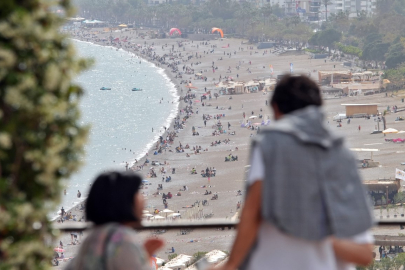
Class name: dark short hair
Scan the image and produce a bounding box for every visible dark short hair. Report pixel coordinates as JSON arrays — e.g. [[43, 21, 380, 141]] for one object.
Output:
[[271, 75, 322, 114], [86, 171, 142, 225]]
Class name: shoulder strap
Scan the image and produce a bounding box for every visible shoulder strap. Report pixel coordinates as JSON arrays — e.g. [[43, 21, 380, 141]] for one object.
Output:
[[101, 226, 116, 270]]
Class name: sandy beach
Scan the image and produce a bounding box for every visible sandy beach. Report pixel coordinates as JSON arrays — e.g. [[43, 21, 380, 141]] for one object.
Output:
[[53, 28, 405, 268]]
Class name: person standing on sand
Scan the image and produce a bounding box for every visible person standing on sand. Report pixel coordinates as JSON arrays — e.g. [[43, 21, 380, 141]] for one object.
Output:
[[219, 75, 374, 270], [358, 125, 361, 131]]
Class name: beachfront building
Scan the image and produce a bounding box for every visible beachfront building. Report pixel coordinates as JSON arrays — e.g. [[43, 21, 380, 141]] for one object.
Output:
[[342, 103, 378, 116], [318, 70, 352, 85], [321, 86, 344, 96], [334, 0, 377, 17], [363, 179, 400, 206], [248, 0, 325, 22]]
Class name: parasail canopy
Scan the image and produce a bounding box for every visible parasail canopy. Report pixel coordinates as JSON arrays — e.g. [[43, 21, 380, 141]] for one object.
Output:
[[169, 28, 182, 36], [212, 27, 224, 38]]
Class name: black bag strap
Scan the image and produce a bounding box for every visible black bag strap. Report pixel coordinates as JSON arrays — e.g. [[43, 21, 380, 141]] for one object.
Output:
[[101, 226, 116, 270]]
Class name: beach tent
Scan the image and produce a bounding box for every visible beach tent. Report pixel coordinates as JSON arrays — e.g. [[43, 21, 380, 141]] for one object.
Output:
[[205, 250, 227, 263], [164, 254, 193, 269], [169, 28, 181, 36], [119, 24, 128, 28], [212, 27, 224, 38], [383, 128, 399, 134]]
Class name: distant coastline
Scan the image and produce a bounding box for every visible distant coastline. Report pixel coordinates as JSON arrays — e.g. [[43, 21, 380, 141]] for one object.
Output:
[[51, 38, 181, 221]]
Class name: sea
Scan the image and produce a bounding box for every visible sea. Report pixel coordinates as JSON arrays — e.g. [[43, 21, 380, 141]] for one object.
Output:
[[53, 40, 179, 218]]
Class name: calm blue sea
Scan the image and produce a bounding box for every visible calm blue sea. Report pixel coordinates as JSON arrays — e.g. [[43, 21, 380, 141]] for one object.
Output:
[[54, 40, 179, 218]]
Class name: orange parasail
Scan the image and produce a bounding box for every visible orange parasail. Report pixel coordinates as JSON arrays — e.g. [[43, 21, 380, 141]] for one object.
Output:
[[212, 27, 224, 38]]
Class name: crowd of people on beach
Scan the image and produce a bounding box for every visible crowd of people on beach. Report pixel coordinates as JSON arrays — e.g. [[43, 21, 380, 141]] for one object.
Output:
[[56, 26, 383, 270]]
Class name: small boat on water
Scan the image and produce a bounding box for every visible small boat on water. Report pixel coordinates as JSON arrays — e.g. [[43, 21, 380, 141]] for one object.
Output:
[[132, 88, 143, 91], [100, 87, 111, 90]]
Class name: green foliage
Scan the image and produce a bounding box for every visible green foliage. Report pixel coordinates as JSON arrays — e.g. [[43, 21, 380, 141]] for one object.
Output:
[[0, 0, 90, 268], [336, 43, 362, 57], [375, 258, 396, 269], [72, 0, 316, 42], [384, 63, 405, 88], [305, 48, 324, 54], [372, 253, 405, 269], [309, 29, 342, 49], [386, 39, 405, 69], [394, 192, 405, 203], [193, 251, 208, 261], [395, 253, 405, 268], [361, 37, 390, 64], [168, 253, 178, 260]]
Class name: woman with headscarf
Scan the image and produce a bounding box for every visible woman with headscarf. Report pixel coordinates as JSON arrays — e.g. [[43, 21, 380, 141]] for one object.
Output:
[[65, 171, 163, 270]]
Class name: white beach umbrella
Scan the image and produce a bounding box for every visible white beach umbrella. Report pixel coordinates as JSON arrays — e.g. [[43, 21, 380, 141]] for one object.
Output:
[[142, 210, 149, 213], [155, 257, 165, 266], [249, 115, 257, 119], [168, 213, 181, 218], [143, 213, 153, 217], [152, 215, 165, 219], [162, 209, 174, 213], [383, 128, 399, 134]]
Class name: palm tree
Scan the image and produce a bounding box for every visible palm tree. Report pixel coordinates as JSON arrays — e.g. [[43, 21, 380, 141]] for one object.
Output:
[[322, 0, 333, 21]]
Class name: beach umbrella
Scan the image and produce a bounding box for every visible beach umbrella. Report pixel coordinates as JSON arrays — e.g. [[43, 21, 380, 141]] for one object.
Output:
[[162, 209, 174, 218], [151, 215, 165, 220], [155, 257, 165, 266], [142, 179, 149, 183], [168, 213, 181, 218], [142, 210, 149, 213], [143, 213, 153, 217], [383, 128, 399, 134], [249, 115, 257, 119], [398, 131, 405, 134], [54, 248, 64, 252]]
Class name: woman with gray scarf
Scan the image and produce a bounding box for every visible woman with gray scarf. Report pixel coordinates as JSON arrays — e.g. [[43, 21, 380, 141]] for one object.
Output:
[[219, 75, 374, 270]]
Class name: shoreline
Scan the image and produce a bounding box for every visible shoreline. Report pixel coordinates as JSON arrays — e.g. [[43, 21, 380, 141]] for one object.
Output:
[[54, 28, 405, 265], [52, 38, 182, 221], [72, 38, 182, 166]]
